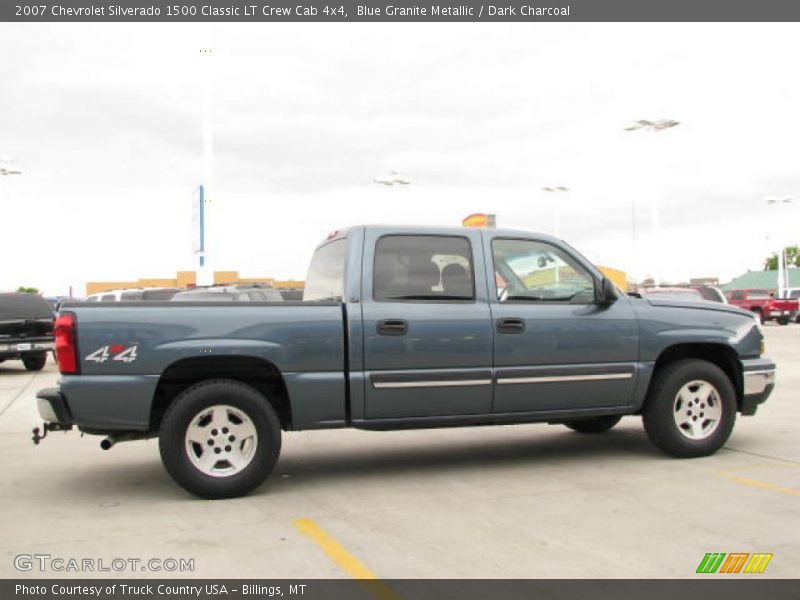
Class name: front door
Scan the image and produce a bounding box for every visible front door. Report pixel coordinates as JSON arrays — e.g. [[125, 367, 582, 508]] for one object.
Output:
[[362, 229, 494, 420], [487, 236, 639, 414]]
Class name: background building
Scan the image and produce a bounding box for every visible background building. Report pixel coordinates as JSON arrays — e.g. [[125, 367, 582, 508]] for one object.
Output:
[[720, 269, 800, 292], [86, 271, 304, 296]]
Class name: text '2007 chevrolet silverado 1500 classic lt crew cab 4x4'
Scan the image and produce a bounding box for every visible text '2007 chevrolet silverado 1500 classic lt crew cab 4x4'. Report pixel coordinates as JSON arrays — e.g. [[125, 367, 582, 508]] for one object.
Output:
[[35, 226, 777, 498]]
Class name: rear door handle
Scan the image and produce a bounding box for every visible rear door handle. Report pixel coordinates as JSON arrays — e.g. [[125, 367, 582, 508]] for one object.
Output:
[[497, 318, 525, 334], [377, 319, 408, 336]]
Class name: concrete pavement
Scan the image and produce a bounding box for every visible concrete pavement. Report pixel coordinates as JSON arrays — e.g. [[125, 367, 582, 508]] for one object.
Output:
[[1, 325, 797, 579]]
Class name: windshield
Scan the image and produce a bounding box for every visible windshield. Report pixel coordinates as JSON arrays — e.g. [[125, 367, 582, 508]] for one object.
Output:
[[304, 239, 346, 301]]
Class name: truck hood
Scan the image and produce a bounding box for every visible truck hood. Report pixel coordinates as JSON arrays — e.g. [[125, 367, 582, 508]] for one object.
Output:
[[642, 297, 754, 319]]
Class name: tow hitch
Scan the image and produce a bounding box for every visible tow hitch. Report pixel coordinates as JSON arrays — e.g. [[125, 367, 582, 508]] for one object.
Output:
[[32, 422, 73, 445]]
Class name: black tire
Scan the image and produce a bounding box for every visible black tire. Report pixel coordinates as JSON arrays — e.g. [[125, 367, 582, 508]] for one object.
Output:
[[643, 359, 736, 458], [22, 354, 47, 371], [564, 415, 622, 433], [159, 379, 282, 499], [777, 317, 790, 326]]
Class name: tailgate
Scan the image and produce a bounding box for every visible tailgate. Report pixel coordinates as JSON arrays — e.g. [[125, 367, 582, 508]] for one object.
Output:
[[0, 318, 53, 340], [771, 299, 799, 311]]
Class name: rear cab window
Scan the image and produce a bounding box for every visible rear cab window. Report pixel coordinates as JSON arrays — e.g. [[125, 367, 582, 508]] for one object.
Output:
[[747, 290, 771, 299], [303, 239, 347, 301]]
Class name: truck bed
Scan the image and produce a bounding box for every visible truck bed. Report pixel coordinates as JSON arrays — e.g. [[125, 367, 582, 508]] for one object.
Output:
[[58, 301, 347, 430]]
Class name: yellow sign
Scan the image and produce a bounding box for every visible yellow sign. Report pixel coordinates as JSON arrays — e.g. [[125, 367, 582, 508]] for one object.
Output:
[[462, 213, 496, 228]]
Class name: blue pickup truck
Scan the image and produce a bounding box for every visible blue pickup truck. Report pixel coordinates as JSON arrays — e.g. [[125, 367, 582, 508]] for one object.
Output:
[[36, 226, 776, 498]]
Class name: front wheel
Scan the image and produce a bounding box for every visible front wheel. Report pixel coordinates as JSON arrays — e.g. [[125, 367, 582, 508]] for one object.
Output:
[[22, 354, 47, 371], [564, 415, 622, 433], [643, 359, 736, 458], [159, 379, 282, 499]]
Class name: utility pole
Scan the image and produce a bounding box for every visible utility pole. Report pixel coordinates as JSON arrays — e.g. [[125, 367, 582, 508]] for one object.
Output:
[[624, 118, 681, 287], [197, 45, 214, 286], [764, 196, 795, 297]]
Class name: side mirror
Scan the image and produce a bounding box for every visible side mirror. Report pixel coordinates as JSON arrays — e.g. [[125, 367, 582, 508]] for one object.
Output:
[[596, 277, 619, 304]]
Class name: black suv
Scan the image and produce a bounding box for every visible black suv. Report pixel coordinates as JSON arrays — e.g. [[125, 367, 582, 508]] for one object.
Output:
[[0, 293, 55, 371]]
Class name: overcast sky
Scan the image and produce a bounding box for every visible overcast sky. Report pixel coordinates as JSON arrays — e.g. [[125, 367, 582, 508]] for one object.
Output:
[[1, 22, 799, 295]]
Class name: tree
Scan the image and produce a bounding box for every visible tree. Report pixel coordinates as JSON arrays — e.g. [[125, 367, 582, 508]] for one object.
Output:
[[764, 245, 800, 270], [16, 286, 39, 294]]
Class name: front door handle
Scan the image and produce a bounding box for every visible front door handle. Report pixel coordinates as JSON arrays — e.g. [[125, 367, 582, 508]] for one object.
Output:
[[497, 318, 525, 334], [377, 319, 408, 336]]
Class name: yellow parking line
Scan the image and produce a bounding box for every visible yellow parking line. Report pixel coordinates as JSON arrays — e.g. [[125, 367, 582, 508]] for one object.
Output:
[[720, 473, 800, 497], [293, 518, 378, 579], [293, 518, 403, 600]]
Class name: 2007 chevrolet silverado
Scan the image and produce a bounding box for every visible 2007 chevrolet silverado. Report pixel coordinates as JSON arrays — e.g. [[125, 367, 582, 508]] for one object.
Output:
[[35, 226, 776, 498]]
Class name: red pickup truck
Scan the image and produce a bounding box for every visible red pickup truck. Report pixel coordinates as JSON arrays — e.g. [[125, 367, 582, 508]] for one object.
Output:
[[725, 288, 798, 325]]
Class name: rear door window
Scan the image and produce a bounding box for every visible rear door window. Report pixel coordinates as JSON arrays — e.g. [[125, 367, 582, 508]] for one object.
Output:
[[373, 235, 474, 301]]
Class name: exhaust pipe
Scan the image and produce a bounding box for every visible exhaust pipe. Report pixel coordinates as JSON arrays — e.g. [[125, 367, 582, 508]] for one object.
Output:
[[100, 432, 151, 450]]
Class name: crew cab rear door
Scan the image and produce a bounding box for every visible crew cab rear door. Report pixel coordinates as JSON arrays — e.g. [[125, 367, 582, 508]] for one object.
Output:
[[486, 233, 639, 414], [361, 228, 494, 419]]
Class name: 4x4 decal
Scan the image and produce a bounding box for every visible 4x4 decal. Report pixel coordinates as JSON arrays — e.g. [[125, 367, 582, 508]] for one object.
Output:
[[85, 344, 138, 363]]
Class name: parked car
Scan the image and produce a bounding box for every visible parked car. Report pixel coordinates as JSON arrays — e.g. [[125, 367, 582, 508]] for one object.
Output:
[[279, 289, 304, 301], [779, 288, 800, 322], [171, 284, 283, 302], [119, 288, 180, 301], [639, 287, 704, 301], [171, 285, 284, 302], [86, 288, 180, 302], [36, 225, 775, 498], [691, 286, 727, 303], [725, 288, 798, 325], [0, 293, 54, 371]]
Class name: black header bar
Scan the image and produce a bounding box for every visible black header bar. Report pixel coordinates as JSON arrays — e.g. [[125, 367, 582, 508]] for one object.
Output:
[[4, 0, 800, 22]]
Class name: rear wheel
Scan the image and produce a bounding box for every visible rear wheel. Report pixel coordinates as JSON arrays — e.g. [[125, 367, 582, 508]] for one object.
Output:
[[159, 379, 282, 499], [564, 415, 622, 433], [22, 354, 47, 371], [777, 317, 790, 325], [643, 359, 736, 458]]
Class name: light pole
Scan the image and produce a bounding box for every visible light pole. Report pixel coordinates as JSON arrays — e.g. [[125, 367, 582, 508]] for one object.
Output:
[[624, 118, 681, 287], [541, 185, 569, 238], [196, 45, 214, 287], [764, 196, 795, 298]]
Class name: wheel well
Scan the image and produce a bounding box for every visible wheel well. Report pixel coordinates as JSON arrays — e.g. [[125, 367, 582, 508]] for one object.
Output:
[[651, 343, 743, 409], [149, 356, 292, 432]]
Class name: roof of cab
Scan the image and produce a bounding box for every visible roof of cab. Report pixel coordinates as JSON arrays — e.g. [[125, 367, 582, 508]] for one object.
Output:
[[316, 224, 561, 248]]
